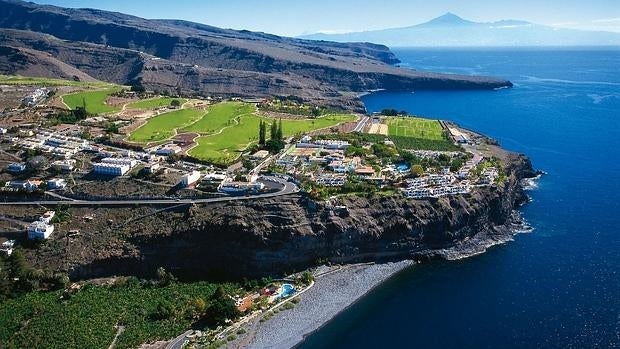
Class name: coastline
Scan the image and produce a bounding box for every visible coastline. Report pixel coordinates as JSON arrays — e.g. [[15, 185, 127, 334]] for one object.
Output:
[[224, 260, 414, 349], [221, 209, 537, 349]]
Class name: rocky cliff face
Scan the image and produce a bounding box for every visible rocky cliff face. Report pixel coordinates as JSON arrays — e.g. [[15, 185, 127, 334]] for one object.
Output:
[[65, 152, 537, 281]]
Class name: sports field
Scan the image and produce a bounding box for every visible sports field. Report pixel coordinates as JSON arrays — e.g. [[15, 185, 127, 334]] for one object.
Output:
[[127, 108, 206, 143], [126, 97, 186, 110], [62, 88, 123, 114], [387, 117, 444, 140]]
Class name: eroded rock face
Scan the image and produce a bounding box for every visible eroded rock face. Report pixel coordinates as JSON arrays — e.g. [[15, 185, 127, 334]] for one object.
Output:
[[66, 153, 536, 281]]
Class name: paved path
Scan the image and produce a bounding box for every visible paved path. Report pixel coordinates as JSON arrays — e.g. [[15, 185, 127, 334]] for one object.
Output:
[[0, 176, 299, 206]]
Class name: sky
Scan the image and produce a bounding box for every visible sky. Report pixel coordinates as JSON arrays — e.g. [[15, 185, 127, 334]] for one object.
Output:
[[31, 0, 620, 36]]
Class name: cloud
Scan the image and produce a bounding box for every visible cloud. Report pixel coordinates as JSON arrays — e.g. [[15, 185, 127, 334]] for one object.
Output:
[[592, 17, 620, 24]]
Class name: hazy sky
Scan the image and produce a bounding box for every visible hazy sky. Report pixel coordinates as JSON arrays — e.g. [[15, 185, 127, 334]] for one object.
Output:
[[31, 0, 620, 36]]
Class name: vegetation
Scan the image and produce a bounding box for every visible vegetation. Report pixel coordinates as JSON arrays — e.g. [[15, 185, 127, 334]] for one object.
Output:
[[258, 97, 329, 117], [0, 273, 239, 349], [62, 88, 123, 114], [128, 108, 206, 143], [126, 97, 187, 110]]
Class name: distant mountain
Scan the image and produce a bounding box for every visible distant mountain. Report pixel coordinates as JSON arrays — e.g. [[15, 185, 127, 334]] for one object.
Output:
[[0, 2, 513, 111], [300, 13, 620, 47]]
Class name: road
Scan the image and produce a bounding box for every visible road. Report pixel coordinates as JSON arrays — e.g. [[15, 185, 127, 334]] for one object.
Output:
[[352, 116, 369, 132], [0, 176, 299, 206]]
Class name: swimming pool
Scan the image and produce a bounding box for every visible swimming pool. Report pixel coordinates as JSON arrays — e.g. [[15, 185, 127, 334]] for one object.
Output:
[[277, 283, 295, 299], [396, 163, 410, 173]]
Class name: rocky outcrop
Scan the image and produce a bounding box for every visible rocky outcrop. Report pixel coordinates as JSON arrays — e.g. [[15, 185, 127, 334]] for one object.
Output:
[[64, 152, 537, 281]]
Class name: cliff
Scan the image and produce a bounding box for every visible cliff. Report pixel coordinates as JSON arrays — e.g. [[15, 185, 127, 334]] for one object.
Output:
[[39, 149, 538, 281]]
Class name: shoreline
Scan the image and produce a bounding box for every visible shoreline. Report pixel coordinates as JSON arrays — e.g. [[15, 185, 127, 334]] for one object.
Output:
[[222, 208, 536, 349], [224, 260, 415, 349]]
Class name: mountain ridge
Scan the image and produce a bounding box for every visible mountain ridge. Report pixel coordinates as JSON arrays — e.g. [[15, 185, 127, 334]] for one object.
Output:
[[300, 13, 620, 47], [0, 1, 513, 111]]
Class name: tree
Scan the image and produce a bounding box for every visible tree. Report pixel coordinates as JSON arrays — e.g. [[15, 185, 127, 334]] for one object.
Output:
[[270, 121, 278, 141], [411, 164, 424, 177], [170, 99, 181, 108], [156, 267, 176, 286], [276, 118, 283, 140], [203, 286, 240, 325], [381, 108, 399, 116], [258, 120, 266, 146], [193, 297, 207, 314], [130, 84, 146, 93], [154, 300, 175, 320]]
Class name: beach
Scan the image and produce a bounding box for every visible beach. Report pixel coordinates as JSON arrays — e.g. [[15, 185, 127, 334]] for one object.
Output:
[[225, 261, 414, 349]]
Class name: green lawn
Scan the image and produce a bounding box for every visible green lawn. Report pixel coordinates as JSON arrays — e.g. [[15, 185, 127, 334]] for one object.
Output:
[[0, 281, 234, 349], [126, 97, 187, 110], [188, 113, 356, 164], [387, 117, 445, 140], [182, 102, 255, 134], [0, 74, 115, 88], [62, 88, 123, 114], [128, 108, 206, 143]]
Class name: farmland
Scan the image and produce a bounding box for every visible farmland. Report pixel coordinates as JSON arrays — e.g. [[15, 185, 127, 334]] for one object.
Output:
[[0, 280, 235, 349], [126, 97, 186, 110], [127, 108, 206, 143], [62, 88, 123, 114]]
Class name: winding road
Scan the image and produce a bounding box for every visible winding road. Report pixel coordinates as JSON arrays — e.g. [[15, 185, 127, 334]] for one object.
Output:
[[0, 176, 299, 206]]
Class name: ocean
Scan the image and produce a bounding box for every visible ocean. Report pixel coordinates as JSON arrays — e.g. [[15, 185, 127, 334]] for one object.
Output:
[[298, 48, 620, 348]]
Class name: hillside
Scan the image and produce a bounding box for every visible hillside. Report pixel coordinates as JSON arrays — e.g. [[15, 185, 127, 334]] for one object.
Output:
[[300, 12, 620, 47], [0, 1, 512, 111]]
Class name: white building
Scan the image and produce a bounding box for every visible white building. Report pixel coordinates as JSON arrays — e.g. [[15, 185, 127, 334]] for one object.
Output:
[[47, 178, 67, 190], [219, 180, 265, 194], [39, 211, 56, 224], [7, 162, 26, 173], [27, 221, 54, 240], [144, 162, 161, 174], [93, 163, 131, 176], [181, 171, 202, 187], [52, 159, 76, 172], [156, 144, 182, 156], [0, 240, 15, 255]]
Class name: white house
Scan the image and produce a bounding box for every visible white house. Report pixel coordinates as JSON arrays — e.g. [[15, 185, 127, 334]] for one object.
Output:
[[93, 163, 130, 176], [0, 240, 15, 255], [39, 211, 56, 224], [52, 159, 76, 172], [7, 162, 26, 173], [47, 178, 67, 189], [27, 221, 54, 240], [156, 144, 182, 156], [181, 171, 201, 187]]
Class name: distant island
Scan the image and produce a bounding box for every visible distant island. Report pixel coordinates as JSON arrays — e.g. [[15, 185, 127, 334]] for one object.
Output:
[[299, 12, 620, 47]]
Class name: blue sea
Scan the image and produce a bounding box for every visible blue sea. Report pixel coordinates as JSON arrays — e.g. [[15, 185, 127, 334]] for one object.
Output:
[[298, 48, 620, 348]]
